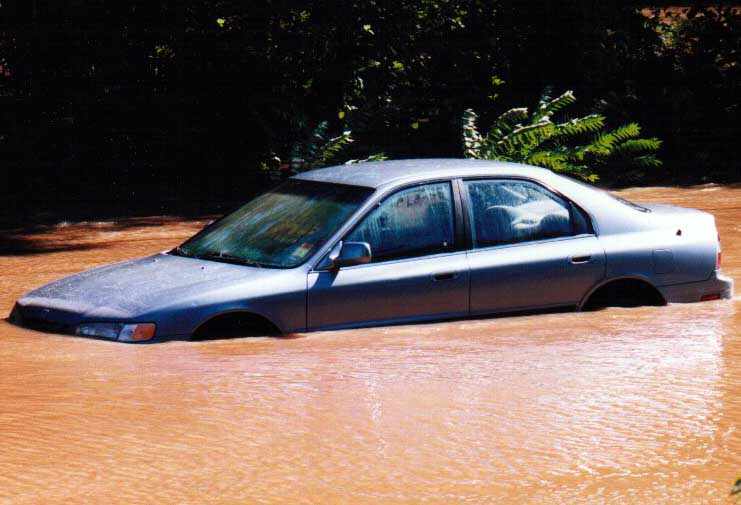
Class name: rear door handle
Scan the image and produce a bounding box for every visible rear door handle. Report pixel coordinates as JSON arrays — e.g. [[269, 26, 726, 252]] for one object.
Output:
[[432, 272, 458, 281], [570, 255, 592, 264]]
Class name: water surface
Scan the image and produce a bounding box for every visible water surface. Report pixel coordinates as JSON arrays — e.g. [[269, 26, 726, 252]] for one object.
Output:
[[0, 186, 739, 503]]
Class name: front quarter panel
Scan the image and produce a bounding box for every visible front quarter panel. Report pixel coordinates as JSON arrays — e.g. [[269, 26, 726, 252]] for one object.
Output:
[[138, 267, 308, 337]]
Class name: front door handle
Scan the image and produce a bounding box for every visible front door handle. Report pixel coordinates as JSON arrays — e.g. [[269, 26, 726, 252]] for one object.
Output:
[[570, 255, 592, 264], [432, 272, 458, 281]]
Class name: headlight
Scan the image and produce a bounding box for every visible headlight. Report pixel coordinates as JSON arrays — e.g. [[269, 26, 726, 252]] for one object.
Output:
[[118, 323, 156, 342], [75, 322, 156, 342], [75, 322, 122, 340]]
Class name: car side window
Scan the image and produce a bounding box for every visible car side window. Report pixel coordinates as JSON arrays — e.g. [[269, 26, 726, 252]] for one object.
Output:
[[570, 201, 592, 235], [464, 179, 578, 248], [346, 182, 455, 263]]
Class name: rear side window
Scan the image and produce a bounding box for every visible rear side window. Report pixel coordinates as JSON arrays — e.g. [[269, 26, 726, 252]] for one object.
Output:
[[346, 182, 455, 262], [464, 179, 582, 248], [570, 202, 592, 235]]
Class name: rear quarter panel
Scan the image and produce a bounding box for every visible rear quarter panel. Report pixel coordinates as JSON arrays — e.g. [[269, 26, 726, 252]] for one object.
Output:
[[598, 226, 716, 287], [545, 174, 718, 290]]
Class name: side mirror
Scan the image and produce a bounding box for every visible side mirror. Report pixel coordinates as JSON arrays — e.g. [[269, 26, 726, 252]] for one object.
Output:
[[326, 241, 372, 270]]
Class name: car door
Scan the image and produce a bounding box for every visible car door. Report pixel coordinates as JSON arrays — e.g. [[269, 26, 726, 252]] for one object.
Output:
[[462, 178, 605, 314], [307, 181, 469, 330]]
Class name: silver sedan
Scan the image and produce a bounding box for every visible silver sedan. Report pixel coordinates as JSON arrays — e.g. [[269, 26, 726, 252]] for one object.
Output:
[[11, 159, 734, 342]]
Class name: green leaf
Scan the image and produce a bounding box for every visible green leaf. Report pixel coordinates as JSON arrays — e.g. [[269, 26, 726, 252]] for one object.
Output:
[[610, 123, 642, 142], [499, 120, 555, 152], [345, 153, 388, 164], [554, 114, 605, 137], [613, 138, 662, 156], [494, 107, 529, 130], [491, 75, 505, 87], [526, 151, 569, 171], [458, 87, 661, 182], [309, 130, 354, 169], [631, 154, 663, 168], [461, 108, 483, 159], [534, 90, 576, 122]]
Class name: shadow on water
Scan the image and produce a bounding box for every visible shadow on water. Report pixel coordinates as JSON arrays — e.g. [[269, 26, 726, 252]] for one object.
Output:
[[0, 235, 107, 256], [0, 217, 211, 256]]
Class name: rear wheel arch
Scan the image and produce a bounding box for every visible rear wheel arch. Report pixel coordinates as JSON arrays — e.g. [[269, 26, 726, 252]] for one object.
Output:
[[191, 310, 282, 340], [579, 276, 666, 310]]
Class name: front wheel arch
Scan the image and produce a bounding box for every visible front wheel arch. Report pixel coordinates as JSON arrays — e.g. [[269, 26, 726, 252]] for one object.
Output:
[[191, 310, 282, 340]]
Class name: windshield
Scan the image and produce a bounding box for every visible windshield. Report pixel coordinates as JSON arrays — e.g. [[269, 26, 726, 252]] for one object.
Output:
[[175, 180, 373, 268]]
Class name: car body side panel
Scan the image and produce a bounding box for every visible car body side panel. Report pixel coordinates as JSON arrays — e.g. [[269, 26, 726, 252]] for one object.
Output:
[[468, 235, 606, 314], [597, 205, 718, 291], [307, 251, 469, 330], [599, 231, 716, 288], [16, 253, 309, 336], [120, 266, 308, 336]]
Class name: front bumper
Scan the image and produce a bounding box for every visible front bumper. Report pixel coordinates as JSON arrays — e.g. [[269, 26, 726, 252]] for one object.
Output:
[[9, 302, 156, 342], [659, 271, 734, 303], [9, 302, 80, 335]]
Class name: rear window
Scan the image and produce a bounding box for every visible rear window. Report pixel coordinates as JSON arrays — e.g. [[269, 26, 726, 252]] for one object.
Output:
[[560, 174, 651, 213]]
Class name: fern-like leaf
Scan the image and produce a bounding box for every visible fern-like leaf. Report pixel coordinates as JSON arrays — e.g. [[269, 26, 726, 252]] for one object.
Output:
[[631, 154, 663, 168], [526, 150, 570, 171], [498, 120, 555, 151], [304, 121, 329, 161], [554, 114, 605, 138], [462, 108, 483, 159], [612, 138, 662, 157], [533, 90, 576, 122], [345, 153, 388, 164], [459, 87, 660, 182], [310, 130, 353, 168], [486, 107, 529, 142], [610, 123, 642, 143]]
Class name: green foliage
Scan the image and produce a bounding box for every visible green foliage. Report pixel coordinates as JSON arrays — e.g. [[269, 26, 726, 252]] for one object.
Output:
[[461, 109, 483, 159], [261, 120, 387, 180], [1, 0, 739, 218], [345, 153, 388, 164], [462, 90, 662, 182], [310, 129, 354, 169]]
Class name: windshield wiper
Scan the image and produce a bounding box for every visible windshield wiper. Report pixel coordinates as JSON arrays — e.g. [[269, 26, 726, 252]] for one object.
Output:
[[195, 251, 266, 268], [171, 246, 192, 257]]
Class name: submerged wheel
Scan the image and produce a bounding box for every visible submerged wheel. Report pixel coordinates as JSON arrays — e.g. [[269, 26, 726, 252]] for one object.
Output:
[[192, 312, 280, 340], [582, 279, 665, 310]]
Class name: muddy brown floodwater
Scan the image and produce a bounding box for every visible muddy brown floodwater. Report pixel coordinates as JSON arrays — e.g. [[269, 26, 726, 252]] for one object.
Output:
[[0, 185, 739, 504]]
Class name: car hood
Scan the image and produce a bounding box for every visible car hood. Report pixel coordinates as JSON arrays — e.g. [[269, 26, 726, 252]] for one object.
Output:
[[17, 253, 275, 320]]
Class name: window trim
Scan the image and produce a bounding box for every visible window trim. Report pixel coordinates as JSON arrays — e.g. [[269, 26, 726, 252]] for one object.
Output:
[[459, 176, 595, 251]]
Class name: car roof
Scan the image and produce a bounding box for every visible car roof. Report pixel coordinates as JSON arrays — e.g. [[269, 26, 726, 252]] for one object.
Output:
[[292, 158, 554, 189]]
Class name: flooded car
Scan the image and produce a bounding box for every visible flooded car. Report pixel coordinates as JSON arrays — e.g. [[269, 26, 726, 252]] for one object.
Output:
[[10, 159, 733, 342]]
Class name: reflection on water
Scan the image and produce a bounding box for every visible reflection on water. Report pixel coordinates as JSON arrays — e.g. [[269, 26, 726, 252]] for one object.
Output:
[[0, 185, 739, 503]]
